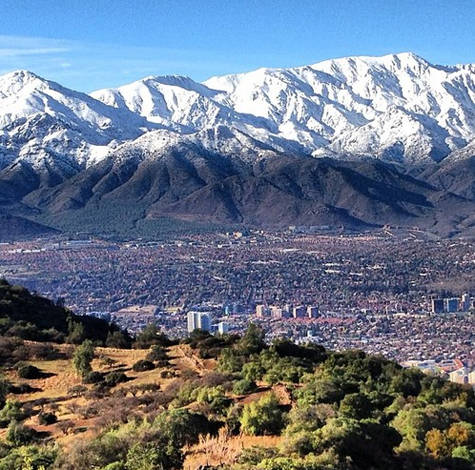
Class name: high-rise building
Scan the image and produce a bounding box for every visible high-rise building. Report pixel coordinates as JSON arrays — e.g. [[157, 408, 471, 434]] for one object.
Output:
[[431, 298, 444, 313], [292, 305, 305, 318], [461, 293, 471, 312], [255, 304, 269, 317], [307, 306, 319, 318], [283, 304, 292, 318], [270, 306, 283, 319], [444, 298, 459, 313], [217, 321, 229, 335], [187, 311, 211, 333], [224, 303, 244, 316], [199, 313, 211, 332]]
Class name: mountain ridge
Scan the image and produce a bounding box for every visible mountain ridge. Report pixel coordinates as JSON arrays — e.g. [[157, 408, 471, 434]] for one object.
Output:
[[0, 53, 474, 238]]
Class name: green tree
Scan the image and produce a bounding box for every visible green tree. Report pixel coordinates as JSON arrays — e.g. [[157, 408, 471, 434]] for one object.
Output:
[[240, 393, 284, 436], [134, 324, 171, 349], [238, 323, 266, 355], [241, 361, 265, 382], [66, 317, 85, 344], [106, 331, 130, 349], [217, 348, 243, 373], [233, 378, 256, 395], [0, 399, 25, 427], [339, 393, 372, 420], [73, 340, 95, 380], [6, 421, 36, 446], [125, 443, 167, 470]]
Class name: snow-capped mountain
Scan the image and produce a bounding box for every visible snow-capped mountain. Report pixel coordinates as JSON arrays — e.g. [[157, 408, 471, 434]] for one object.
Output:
[[0, 70, 151, 172], [1, 54, 474, 238], [204, 52, 475, 163], [88, 52, 475, 165], [0, 52, 474, 176], [90, 75, 303, 154]]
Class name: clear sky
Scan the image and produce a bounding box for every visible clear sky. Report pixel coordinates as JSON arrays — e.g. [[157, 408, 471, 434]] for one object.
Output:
[[1, 0, 474, 91]]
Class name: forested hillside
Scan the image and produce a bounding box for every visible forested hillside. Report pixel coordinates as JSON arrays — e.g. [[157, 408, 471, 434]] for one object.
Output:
[[0, 286, 473, 469]]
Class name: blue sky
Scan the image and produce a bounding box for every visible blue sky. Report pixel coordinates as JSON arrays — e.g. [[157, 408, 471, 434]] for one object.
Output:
[[1, 0, 474, 91]]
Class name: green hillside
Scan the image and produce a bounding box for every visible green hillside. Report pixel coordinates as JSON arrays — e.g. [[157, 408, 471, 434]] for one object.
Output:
[[0, 285, 473, 470], [0, 279, 130, 346]]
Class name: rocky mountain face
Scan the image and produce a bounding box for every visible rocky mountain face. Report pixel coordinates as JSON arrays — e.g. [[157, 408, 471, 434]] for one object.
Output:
[[93, 52, 475, 164], [0, 53, 474, 238]]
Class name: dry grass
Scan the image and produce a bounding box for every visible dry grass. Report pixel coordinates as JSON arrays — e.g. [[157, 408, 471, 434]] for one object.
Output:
[[3, 343, 188, 442], [183, 427, 282, 469], [4, 343, 286, 463]]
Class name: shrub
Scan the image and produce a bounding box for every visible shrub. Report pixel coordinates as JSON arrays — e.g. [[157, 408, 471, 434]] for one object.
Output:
[[84, 371, 103, 384], [193, 385, 230, 415], [233, 378, 257, 395], [0, 444, 57, 470], [0, 400, 26, 427], [132, 360, 155, 372], [145, 345, 168, 362], [104, 372, 128, 387], [240, 393, 284, 435], [17, 364, 42, 379], [28, 342, 63, 360], [38, 411, 58, 425], [6, 422, 36, 446], [134, 324, 173, 349], [106, 330, 130, 349]]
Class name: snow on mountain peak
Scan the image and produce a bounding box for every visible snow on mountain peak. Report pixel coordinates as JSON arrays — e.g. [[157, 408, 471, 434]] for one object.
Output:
[[0, 69, 151, 172], [0, 52, 474, 176]]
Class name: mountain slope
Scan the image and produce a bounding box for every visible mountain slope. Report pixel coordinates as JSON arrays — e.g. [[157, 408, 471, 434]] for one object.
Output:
[[204, 53, 475, 163], [0, 53, 474, 238], [0, 70, 152, 173], [0, 279, 129, 344], [0, 213, 58, 240], [17, 136, 474, 237]]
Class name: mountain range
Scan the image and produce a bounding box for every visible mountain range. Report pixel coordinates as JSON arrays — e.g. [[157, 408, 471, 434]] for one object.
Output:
[[0, 52, 474, 238]]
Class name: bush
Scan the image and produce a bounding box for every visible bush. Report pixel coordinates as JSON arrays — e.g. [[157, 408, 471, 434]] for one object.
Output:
[[106, 330, 131, 349], [6, 421, 36, 446], [145, 345, 168, 362], [132, 360, 155, 372], [0, 400, 26, 427], [38, 411, 57, 425], [104, 372, 128, 387], [134, 324, 173, 349], [17, 364, 43, 379], [29, 342, 63, 360], [84, 371, 103, 384], [240, 393, 284, 435], [233, 378, 257, 395], [0, 443, 57, 470], [193, 386, 230, 415]]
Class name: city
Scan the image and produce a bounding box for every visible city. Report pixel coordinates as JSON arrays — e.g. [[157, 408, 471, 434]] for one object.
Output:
[[1, 228, 473, 384]]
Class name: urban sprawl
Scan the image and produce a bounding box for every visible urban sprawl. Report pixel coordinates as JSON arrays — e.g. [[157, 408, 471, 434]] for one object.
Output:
[[1, 229, 473, 386]]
